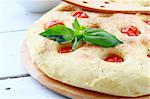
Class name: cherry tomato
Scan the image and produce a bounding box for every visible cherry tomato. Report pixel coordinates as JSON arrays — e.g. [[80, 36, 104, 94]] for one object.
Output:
[[58, 46, 72, 53], [121, 26, 140, 36], [104, 55, 124, 63], [73, 11, 89, 18], [44, 20, 64, 30]]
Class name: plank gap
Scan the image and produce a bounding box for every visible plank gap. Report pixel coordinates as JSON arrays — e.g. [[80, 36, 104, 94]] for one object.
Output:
[[0, 29, 27, 33], [0, 74, 30, 80]]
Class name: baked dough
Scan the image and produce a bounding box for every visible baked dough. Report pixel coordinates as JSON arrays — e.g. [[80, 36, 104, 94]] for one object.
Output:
[[26, 3, 150, 97], [63, 0, 150, 14]]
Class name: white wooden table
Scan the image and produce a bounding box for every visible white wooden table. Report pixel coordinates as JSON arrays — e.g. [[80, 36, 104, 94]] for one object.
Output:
[[0, 1, 67, 99]]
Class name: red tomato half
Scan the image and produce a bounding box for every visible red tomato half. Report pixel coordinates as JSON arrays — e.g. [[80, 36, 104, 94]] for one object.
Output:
[[58, 46, 72, 53], [121, 26, 141, 36], [73, 11, 89, 18], [44, 20, 64, 30], [104, 55, 124, 63]]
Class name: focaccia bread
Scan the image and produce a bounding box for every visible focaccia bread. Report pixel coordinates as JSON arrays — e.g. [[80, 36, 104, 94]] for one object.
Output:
[[26, 3, 150, 97], [63, 0, 150, 13]]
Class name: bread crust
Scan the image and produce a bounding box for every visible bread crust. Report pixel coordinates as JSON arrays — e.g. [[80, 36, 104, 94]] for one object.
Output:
[[63, 0, 150, 14]]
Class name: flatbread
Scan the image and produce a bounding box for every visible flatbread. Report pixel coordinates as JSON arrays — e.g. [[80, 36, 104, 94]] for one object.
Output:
[[63, 0, 150, 14], [26, 2, 150, 97]]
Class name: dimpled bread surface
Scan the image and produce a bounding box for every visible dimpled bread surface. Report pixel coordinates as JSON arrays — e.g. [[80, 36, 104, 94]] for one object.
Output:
[[27, 3, 150, 97]]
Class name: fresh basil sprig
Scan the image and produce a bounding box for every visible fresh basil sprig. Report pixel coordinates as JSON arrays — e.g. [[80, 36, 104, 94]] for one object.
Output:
[[83, 28, 123, 47], [40, 25, 74, 43], [40, 19, 123, 50]]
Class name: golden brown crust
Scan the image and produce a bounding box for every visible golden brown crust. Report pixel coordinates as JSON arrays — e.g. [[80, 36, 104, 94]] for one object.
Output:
[[63, 0, 150, 14]]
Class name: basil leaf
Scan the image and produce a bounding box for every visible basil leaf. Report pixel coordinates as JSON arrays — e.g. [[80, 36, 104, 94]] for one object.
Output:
[[39, 19, 123, 51], [46, 35, 66, 43], [72, 37, 82, 50], [40, 25, 74, 42], [72, 18, 80, 30], [83, 28, 123, 47]]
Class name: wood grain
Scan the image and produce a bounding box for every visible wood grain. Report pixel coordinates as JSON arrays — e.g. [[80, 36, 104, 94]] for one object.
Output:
[[21, 41, 150, 99]]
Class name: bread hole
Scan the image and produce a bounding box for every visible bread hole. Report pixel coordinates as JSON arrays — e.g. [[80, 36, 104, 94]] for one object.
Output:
[[103, 53, 124, 63], [82, 1, 88, 4], [104, 55, 124, 63], [44, 20, 64, 30], [121, 25, 141, 36], [58, 42, 85, 54], [100, 5, 105, 8], [104, 2, 110, 4], [72, 11, 89, 18], [58, 43, 72, 54]]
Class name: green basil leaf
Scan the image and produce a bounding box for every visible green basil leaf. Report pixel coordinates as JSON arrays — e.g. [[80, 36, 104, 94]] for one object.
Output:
[[72, 37, 82, 50], [46, 35, 66, 43], [83, 28, 123, 47], [39, 19, 123, 51], [72, 18, 80, 30], [40, 25, 74, 42]]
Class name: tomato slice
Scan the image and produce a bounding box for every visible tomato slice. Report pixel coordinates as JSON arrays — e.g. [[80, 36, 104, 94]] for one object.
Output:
[[144, 20, 150, 25], [44, 20, 64, 30], [58, 46, 72, 53], [104, 55, 124, 63], [73, 11, 89, 18], [121, 26, 141, 36]]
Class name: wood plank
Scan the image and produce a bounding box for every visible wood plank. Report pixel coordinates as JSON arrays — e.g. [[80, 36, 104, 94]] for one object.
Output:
[[0, 0, 43, 33], [0, 31, 27, 77], [0, 77, 65, 99]]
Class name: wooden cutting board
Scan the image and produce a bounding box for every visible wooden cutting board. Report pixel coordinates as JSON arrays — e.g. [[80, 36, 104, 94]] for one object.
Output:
[[21, 41, 150, 99]]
